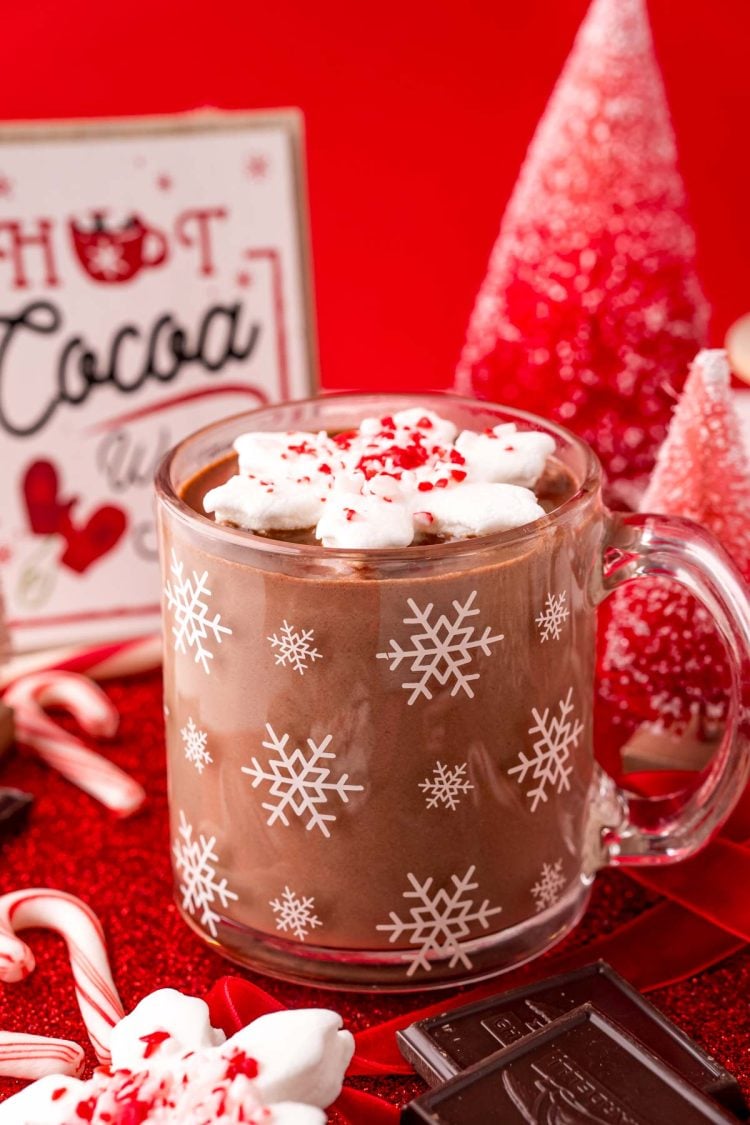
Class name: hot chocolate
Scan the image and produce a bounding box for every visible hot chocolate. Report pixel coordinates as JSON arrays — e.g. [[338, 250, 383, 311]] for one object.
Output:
[[158, 396, 607, 988]]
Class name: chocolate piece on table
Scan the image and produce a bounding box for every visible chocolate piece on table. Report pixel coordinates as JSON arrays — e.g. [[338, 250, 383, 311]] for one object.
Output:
[[397, 961, 745, 1116], [401, 1004, 738, 1124], [0, 787, 33, 837], [0, 701, 14, 758]]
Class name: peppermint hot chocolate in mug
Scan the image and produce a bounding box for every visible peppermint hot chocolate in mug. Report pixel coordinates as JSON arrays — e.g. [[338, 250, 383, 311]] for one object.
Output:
[[156, 393, 750, 989]]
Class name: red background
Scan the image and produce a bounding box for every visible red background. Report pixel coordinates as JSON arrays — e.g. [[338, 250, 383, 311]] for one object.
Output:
[[1, 0, 747, 394]]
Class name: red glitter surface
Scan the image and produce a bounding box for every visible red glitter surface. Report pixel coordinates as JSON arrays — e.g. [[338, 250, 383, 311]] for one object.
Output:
[[2, 671, 750, 1115]]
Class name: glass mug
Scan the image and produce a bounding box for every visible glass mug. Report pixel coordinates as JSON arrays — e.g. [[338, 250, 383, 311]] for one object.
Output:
[[155, 393, 750, 990]]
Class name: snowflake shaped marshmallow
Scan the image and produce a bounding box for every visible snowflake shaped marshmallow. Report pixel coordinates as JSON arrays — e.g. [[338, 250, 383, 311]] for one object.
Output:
[[241, 723, 364, 838], [509, 687, 584, 812], [419, 761, 474, 810], [268, 620, 322, 675], [164, 548, 232, 674], [531, 858, 566, 912], [377, 591, 503, 705], [536, 590, 570, 642], [376, 865, 502, 977], [270, 886, 323, 942], [180, 717, 212, 774], [172, 811, 238, 937]]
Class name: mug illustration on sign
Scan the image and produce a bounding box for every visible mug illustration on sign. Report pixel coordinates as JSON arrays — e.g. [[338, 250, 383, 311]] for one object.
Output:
[[69, 212, 168, 283]]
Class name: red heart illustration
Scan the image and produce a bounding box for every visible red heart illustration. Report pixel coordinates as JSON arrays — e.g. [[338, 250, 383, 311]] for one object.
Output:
[[22, 458, 128, 573], [22, 460, 74, 535], [60, 506, 128, 574]]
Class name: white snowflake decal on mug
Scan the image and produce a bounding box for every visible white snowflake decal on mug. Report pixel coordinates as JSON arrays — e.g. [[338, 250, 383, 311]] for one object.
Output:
[[377, 591, 503, 705]]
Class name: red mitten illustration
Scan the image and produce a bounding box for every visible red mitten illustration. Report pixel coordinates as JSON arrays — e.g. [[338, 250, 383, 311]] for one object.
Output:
[[22, 458, 127, 573], [60, 506, 128, 574], [22, 459, 74, 535]]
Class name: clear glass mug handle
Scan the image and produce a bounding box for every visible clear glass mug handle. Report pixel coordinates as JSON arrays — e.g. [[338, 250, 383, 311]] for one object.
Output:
[[596, 511, 750, 867]]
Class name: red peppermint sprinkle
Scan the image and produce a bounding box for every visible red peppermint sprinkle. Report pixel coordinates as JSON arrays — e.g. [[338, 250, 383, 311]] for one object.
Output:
[[380, 415, 396, 429], [287, 441, 316, 455], [451, 469, 467, 482], [435, 478, 449, 488], [449, 448, 466, 464], [417, 481, 434, 492], [344, 508, 357, 521], [417, 416, 434, 428], [52, 1088, 68, 1101], [504, 445, 516, 452], [318, 463, 333, 475], [225, 1049, 260, 1081], [139, 1030, 171, 1059], [116, 1102, 152, 1125], [75, 1099, 97, 1121]]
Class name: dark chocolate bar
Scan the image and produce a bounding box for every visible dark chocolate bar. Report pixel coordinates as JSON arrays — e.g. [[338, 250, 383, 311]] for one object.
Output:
[[401, 1004, 738, 1124], [397, 961, 745, 1116], [0, 787, 33, 838]]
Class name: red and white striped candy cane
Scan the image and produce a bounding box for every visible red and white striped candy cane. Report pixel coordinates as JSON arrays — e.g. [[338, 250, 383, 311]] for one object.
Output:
[[0, 634, 162, 690], [0, 1031, 84, 1081], [4, 671, 145, 816], [0, 888, 125, 1064]]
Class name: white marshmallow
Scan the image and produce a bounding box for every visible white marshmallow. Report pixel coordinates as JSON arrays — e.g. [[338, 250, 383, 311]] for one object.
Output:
[[110, 988, 225, 1073], [359, 407, 457, 445], [204, 474, 327, 532], [0, 998, 354, 1124], [0, 1073, 80, 1125], [223, 1009, 354, 1108], [421, 482, 546, 538], [392, 407, 458, 444], [316, 493, 414, 549], [262, 1105, 326, 1124], [234, 431, 335, 477], [455, 424, 556, 488]]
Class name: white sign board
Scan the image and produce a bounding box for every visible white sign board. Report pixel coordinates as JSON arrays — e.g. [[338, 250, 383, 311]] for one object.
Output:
[[0, 111, 316, 651]]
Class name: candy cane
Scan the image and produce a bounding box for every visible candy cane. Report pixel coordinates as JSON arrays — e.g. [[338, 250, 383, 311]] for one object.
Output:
[[0, 1031, 84, 1081], [0, 634, 162, 690], [4, 671, 145, 816], [0, 888, 125, 1064]]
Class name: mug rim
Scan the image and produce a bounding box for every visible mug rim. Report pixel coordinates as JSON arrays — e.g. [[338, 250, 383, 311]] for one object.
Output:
[[154, 390, 602, 562]]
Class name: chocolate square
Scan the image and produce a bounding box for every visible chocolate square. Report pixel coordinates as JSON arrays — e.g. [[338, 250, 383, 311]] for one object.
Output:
[[0, 701, 14, 758], [401, 1004, 738, 1123], [397, 961, 744, 1115], [0, 787, 33, 838]]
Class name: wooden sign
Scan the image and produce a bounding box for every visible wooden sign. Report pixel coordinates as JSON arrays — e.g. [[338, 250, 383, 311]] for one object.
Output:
[[0, 110, 317, 650]]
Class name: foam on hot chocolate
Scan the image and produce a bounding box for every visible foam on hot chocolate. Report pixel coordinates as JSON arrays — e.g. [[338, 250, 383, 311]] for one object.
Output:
[[203, 408, 556, 548]]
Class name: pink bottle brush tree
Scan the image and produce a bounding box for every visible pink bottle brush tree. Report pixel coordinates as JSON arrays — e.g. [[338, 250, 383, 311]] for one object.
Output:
[[455, 0, 709, 492], [598, 349, 750, 750]]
